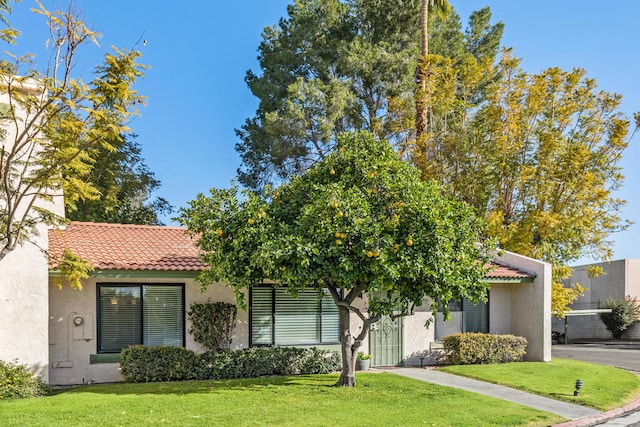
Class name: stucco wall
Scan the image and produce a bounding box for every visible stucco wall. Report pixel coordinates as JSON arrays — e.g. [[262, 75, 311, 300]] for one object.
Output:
[[494, 251, 552, 362], [0, 231, 51, 381], [402, 304, 434, 366], [48, 276, 248, 385], [560, 259, 640, 341], [0, 86, 64, 382], [567, 260, 628, 310]]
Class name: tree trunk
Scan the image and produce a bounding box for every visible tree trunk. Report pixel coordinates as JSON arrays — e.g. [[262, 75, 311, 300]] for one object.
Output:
[[416, 0, 429, 139], [421, 0, 429, 57], [335, 305, 360, 387]]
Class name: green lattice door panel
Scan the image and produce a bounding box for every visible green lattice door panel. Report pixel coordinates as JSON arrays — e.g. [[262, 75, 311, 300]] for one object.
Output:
[[370, 315, 403, 367]]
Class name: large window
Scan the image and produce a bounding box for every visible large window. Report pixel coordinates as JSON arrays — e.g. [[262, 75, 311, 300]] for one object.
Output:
[[97, 284, 184, 353], [435, 297, 489, 340], [250, 287, 339, 346]]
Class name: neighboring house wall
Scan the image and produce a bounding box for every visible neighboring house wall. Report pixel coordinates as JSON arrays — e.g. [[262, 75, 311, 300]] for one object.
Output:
[[49, 276, 248, 385], [553, 259, 640, 341], [0, 230, 51, 381], [0, 86, 65, 382]]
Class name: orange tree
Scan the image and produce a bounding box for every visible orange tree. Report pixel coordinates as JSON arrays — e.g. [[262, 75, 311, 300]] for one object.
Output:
[[179, 131, 491, 386]]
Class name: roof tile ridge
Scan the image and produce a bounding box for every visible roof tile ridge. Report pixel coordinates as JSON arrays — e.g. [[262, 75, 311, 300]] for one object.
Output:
[[67, 221, 188, 231]]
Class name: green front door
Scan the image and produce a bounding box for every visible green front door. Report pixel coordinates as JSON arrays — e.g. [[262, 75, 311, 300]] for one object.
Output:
[[370, 315, 403, 367]]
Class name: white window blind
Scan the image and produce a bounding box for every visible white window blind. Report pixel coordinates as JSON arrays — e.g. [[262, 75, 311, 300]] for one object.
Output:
[[251, 287, 273, 345], [99, 286, 141, 352], [98, 284, 184, 353], [143, 286, 183, 346], [275, 289, 319, 345], [250, 287, 339, 346]]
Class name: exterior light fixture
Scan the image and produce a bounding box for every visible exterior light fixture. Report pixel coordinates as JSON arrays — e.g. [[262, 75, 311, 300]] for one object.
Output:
[[574, 379, 583, 396]]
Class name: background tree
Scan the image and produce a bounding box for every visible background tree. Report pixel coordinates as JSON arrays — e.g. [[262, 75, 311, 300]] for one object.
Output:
[[180, 131, 491, 387], [415, 0, 451, 139], [0, 1, 146, 261], [415, 49, 638, 316], [68, 133, 172, 225], [236, 0, 503, 190]]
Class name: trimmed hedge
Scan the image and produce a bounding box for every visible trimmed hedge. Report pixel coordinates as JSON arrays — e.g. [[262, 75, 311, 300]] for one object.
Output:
[[120, 345, 340, 383], [0, 360, 50, 400], [443, 333, 527, 365], [120, 346, 201, 382]]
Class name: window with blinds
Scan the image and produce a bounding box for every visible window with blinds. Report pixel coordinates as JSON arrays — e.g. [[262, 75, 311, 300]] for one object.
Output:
[[250, 286, 339, 346], [435, 297, 489, 340], [97, 284, 184, 353]]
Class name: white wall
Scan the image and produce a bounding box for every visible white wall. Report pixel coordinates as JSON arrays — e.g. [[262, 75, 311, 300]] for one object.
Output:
[[0, 231, 51, 381], [48, 277, 248, 385], [0, 85, 65, 382], [494, 250, 552, 362]]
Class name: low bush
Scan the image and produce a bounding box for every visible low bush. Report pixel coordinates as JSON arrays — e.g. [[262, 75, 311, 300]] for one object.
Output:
[[0, 360, 50, 399], [120, 345, 340, 383], [120, 346, 201, 382], [443, 333, 527, 365], [601, 296, 640, 339]]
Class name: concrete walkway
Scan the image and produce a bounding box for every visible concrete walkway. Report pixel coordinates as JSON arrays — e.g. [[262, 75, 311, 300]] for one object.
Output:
[[385, 367, 599, 421]]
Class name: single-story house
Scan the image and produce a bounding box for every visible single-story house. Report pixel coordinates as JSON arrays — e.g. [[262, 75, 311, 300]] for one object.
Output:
[[35, 221, 549, 385], [554, 259, 640, 341]]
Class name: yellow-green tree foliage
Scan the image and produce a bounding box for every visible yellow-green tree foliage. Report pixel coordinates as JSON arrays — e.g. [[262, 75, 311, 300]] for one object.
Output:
[[414, 49, 638, 316], [0, 2, 146, 267]]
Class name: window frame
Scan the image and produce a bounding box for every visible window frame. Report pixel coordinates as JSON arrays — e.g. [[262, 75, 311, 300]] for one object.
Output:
[[249, 285, 340, 347], [96, 283, 186, 354], [435, 294, 490, 340]]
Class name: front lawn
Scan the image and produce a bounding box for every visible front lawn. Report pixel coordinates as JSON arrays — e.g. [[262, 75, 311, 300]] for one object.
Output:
[[1, 373, 563, 426], [441, 357, 640, 411]]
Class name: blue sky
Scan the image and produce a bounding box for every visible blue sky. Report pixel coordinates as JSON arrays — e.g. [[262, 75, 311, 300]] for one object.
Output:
[[9, 1, 640, 265]]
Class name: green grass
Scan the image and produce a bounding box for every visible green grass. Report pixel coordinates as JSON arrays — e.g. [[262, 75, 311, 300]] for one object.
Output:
[[441, 357, 640, 411], [0, 373, 563, 426]]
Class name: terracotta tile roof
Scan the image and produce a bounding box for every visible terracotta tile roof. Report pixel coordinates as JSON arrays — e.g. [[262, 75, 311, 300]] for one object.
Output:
[[48, 221, 536, 280], [486, 261, 536, 279], [48, 222, 206, 272]]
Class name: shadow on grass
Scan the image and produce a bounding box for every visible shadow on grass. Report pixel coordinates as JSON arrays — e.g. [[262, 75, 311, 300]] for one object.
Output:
[[53, 374, 343, 396]]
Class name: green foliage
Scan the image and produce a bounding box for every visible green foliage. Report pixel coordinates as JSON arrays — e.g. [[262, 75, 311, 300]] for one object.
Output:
[[415, 47, 636, 315], [187, 301, 237, 350], [68, 134, 172, 225], [236, 0, 503, 190], [0, 2, 146, 262], [552, 282, 585, 319], [442, 333, 527, 365], [51, 248, 94, 290], [119, 345, 339, 383], [200, 347, 340, 380], [0, 360, 50, 400], [601, 297, 640, 339], [356, 352, 371, 361], [180, 131, 492, 385], [119, 346, 200, 382]]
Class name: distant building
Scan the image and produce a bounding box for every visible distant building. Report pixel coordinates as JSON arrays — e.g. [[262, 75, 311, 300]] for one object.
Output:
[[554, 259, 640, 341]]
